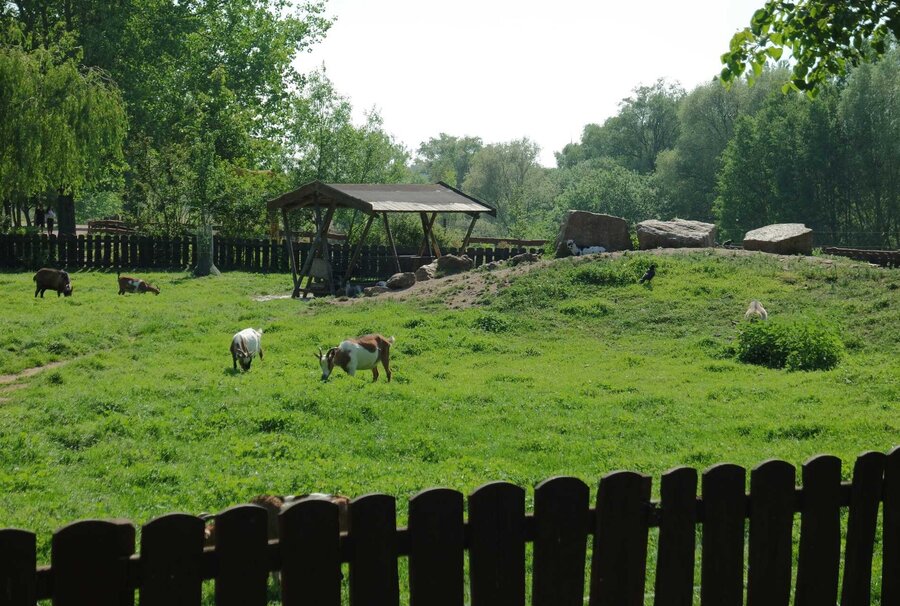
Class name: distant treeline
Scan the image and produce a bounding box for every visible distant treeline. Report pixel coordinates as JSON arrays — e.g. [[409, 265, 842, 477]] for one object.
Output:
[[1, 3, 897, 248]]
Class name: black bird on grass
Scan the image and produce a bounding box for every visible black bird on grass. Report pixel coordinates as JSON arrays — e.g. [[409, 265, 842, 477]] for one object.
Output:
[[639, 263, 657, 284]]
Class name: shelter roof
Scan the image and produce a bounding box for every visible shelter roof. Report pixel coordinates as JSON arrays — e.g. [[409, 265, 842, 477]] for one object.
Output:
[[267, 180, 496, 216]]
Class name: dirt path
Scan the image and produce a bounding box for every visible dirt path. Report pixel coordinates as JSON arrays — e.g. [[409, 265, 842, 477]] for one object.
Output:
[[0, 360, 67, 402]]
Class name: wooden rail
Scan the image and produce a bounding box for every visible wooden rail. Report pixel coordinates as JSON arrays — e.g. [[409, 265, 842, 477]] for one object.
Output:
[[0, 234, 540, 280], [1, 447, 897, 605], [822, 246, 900, 267]]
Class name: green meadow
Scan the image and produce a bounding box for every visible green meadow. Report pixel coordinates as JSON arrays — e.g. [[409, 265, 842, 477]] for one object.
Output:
[[0, 251, 898, 568]]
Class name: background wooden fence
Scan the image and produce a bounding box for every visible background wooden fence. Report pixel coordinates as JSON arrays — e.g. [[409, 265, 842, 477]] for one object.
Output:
[[0, 448, 897, 605], [0, 234, 540, 280]]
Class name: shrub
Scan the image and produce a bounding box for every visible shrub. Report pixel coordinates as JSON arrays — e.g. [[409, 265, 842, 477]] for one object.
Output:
[[571, 263, 631, 287], [737, 319, 843, 371], [472, 313, 511, 333], [559, 299, 612, 318]]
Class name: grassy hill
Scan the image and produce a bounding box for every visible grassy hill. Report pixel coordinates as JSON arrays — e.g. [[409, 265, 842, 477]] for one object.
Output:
[[0, 251, 897, 565]]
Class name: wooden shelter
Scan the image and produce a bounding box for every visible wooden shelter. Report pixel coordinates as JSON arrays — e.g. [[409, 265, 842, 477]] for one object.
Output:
[[267, 181, 496, 298]]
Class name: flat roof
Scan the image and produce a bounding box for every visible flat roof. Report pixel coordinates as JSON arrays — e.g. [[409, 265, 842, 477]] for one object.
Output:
[[267, 181, 496, 216]]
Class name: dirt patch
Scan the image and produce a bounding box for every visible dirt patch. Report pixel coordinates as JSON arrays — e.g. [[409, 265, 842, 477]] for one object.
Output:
[[0, 360, 67, 386], [0, 360, 68, 402], [252, 294, 296, 302], [326, 247, 867, 310]]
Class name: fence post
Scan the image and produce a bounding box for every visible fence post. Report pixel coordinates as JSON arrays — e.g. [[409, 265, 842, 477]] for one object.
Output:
[[795, 455, 842, 606], [408, 488, 465, 606], [140, 513, 205, 606], [532, 477, 590, 606], [589, 471, 652, 606], [840, 451, 886, 606], [884, 446, 900, 606], [0, 529, 36, 606], [51, 519, 135, 606], [280, 498, 342, 606], [700, 463, 746, 606], [746, 460, 795, 606], [654, 467, 698, 606], [468, 482, 525, 606], [349, 494, 400, 606], [214, 504, 269, 606]]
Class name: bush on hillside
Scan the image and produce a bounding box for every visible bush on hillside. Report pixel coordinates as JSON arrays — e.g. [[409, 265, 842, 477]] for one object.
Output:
[[571, 263, 632, 287], [737, 318, 843, 371]]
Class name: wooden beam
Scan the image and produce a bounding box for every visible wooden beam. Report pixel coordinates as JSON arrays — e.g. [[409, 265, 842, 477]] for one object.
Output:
[[282, 208, 300, 297], [382, 212, 401, 274], [344, 214, 376, 283], [428, 212, 442, 257], [296, 206, 334, 298], [461, 214, 479, 250], [319, 206, 336, 297]]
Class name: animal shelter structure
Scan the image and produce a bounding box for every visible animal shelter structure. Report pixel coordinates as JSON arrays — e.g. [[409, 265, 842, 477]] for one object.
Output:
[[267, 181, 495, 298]]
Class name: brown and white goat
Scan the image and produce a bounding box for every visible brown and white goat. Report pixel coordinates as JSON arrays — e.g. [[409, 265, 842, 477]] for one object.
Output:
[[230, 328, 263, 371], [33, 268, 72, 298], [317, 334, 394, 382], [117, 272, 160, 295]]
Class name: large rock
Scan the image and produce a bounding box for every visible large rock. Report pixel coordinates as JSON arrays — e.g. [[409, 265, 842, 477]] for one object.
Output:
[[363, 285, 390, 297], [509, 252, 541, 266], [415, 262, 437, 281], [636, 219, 717, 249], [743, 223, 813, 255], [555, 210, 632, 257], [435, 254, 473, 275], [386, 272, 416, 290]]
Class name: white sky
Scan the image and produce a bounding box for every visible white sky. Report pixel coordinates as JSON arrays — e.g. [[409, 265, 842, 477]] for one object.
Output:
[[297, 0, 765, 167]]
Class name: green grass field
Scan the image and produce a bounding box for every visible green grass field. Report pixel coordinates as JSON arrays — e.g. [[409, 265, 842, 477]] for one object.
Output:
[[1, 251, 898, 572]]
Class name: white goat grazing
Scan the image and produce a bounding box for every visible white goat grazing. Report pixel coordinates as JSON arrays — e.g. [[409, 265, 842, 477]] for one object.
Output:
[[230, 328, 263, 371], [565, 239, 606, 256], [744, 300, 768, 321]]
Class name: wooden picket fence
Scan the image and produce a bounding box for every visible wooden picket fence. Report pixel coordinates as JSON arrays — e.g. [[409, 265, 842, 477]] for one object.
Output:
[[1, 448, 898, 605], [0, 233, 539, 280]]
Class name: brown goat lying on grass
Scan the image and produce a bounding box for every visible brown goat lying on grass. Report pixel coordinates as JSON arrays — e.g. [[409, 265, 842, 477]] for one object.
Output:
[[117, 272, 160, 295], [202, 493, 351, 547]]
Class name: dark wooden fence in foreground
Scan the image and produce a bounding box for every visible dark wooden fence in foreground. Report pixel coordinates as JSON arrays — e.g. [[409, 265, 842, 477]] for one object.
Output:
[[0, 233, 539, 280], [1, 448, 898, 605]]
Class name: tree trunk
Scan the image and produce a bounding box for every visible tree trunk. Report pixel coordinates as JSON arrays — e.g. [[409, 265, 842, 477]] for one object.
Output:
[[57, 190, 77, 235], [194, 223, 220, 277]]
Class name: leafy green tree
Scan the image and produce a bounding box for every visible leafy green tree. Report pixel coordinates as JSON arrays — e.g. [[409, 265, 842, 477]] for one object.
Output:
[[0, 43, 126, 234], [463, 138, 554, 237], [555, 80, 683, 174], [721, 0, 899, 92], [415, 134, 483, 188], [555, 158, 659, 225]]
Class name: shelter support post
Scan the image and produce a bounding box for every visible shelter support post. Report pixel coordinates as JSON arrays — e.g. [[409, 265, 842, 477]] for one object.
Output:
[[282, 208, 300, 297], [418, 212, 438, 257], [382, 212, 401, 274], [344, 213, 376, 284], [297, 205, 335, 298], [461, 213, 479, 250], [428, 212, 442, 257]]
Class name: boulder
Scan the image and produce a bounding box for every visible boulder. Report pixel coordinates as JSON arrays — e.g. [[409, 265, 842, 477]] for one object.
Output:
[[363, 285, 390, 297], [386, 272, 416, 290], [435, 254, 473, 275], [636, 219, 717, 249], [742, 223, 813, 255], [509, 252, 541, 266], [555, 210, 632, 257], [415, 262, 437, 281]]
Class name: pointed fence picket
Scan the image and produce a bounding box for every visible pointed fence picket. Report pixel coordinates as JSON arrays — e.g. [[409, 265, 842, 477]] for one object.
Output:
[[1, 448, 899, 605]]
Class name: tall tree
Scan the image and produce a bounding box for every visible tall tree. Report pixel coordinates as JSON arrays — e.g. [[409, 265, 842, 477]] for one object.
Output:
[[555, 79, 683, 174], [416, 134, 483, 188], [0, 43, 126, 233]]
